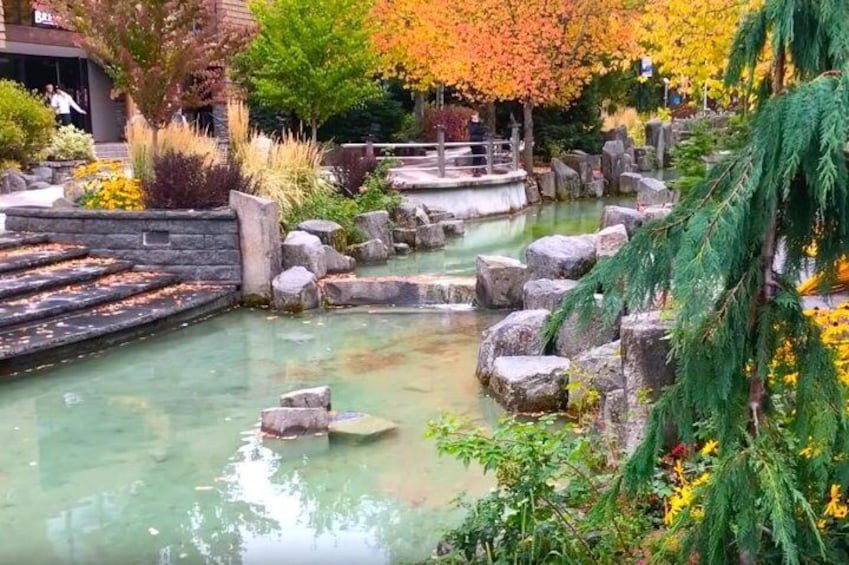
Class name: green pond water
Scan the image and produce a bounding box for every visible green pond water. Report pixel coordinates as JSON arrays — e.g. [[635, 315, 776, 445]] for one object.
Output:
[[0, 198, 645, 564], [0, 309, 503, 565], [358, 199, 631, 277]]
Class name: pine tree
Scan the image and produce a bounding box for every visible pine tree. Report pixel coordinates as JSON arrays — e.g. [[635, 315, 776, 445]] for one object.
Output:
[[545, 0, 849, 561]]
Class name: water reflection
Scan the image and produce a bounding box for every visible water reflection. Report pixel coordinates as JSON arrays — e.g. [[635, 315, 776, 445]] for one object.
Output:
[[0, 309, 501, 564]]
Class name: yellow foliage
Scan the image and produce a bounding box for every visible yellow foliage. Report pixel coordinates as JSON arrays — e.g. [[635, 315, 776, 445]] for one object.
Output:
[[601, 106, 647, 146], [639, 0, 765, 102], [125, 120, 219, 180]]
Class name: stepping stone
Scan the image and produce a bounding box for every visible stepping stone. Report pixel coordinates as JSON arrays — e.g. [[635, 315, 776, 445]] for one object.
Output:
[[0, 232, 48, 251], [0, 243, 88, 274], [0, 257, 132, 300], [329, 412, 398, 443]]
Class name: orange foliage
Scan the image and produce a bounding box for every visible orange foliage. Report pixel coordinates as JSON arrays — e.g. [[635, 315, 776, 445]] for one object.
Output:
[[373, 0, 638, 106]]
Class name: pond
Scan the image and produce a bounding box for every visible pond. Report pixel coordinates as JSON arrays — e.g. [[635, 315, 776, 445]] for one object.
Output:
[[0, 309, 503, 564], [358, 199, 632, 277]]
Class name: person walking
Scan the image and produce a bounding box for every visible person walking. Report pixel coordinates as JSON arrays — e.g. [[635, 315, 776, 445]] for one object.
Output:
[[467, 111, 488, 177], [46, 84, 86, 127]]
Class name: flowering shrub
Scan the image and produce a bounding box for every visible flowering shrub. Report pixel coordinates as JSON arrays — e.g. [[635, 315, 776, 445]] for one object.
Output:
[[75, 161, 144, 211], [40, 125, 96, 162]]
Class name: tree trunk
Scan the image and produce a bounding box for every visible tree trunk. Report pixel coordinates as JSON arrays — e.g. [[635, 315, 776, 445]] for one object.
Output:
[[522, 99, 534, 172], [413, 91, 426, 124], [310, 118, 318, 144], [748, 49, 786, 437], [151, 126, 159, 159], [486, 101, 496, 135]]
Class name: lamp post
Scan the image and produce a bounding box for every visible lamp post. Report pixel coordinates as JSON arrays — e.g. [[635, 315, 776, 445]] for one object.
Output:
[[663, 77, 670, 108]]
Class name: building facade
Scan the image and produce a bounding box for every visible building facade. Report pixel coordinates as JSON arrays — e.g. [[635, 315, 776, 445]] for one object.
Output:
[[0, 0, 252, 143]]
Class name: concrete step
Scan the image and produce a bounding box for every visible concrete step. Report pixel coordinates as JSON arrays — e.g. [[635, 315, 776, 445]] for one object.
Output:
[[0, 257, 133, 300], [0, 232, 49, 250], [0, 283, 237, 374], [0, 271, 178, 330], [0, 243, 89, 274]]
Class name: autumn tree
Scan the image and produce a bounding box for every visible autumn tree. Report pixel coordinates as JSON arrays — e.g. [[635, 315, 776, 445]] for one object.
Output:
[[240, 0, 380, 142], [48, 0, 252, 150], [547, 0, 849, 560], [639, 0, 762, 104]]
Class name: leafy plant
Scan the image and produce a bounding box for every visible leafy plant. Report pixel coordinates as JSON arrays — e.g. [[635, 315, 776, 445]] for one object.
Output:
[[0, 79, 55, 164], [330, 148, 379, 198], [39, 125, 95, 162], [144, 151, 254, 210], [238, 0, 379, 142], [426, 415, 652, 564], [422, 105, 475, 142]]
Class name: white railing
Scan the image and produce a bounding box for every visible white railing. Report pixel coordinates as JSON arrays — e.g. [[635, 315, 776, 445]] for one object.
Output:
[[341, 124, 522, 178]]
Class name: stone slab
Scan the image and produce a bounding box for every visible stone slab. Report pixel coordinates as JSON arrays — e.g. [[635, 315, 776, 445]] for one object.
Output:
[[329, 412, 398, 443]]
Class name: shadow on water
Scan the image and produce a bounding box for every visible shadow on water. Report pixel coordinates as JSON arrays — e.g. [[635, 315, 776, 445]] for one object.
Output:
[[0, 309, 503, 564]]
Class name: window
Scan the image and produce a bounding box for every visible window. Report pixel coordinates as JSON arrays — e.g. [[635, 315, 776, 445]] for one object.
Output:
[[3, 0, 33, 26]]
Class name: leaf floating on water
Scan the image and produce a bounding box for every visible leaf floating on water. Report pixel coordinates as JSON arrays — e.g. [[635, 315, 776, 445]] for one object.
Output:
[[194, 486, 214, 491], [148, 527, 159, 536], [266, 316, 278, 321]]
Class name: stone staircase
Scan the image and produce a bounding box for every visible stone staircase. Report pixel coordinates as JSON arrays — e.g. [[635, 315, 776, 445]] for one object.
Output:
[[0, 233, 237, 376]]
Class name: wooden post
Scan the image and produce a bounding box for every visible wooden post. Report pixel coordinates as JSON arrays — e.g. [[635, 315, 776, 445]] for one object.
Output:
[[365, 134, 375, 160], [510, 124, 520, 171], [437, 125, 446, 178], [486, 134, 494, 176]]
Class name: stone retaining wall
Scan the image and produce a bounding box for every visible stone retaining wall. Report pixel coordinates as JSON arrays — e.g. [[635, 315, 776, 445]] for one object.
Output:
[[4, 207, 241, 284]]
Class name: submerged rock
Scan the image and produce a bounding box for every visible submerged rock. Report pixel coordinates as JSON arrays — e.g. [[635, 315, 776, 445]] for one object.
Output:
[[282, 231, 327, 278], [261, 407, 330, 436], [476, 309, 550, 385], [490, 356, 571, 413], [526, 234, 596, 280], [272, 266, 320, 312], [475, 255, 527, 309], [322, 276, 475, 306], [329, 412, 398, 443]]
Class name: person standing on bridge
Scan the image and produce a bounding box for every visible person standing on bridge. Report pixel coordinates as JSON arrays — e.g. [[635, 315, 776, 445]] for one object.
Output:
[[467, 111, 488, 177]]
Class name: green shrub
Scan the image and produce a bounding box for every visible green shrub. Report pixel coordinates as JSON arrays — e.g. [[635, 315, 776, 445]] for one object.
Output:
[[0, 80, 55, 164], [40, 125, 96, 162], [319, 93, 407, 143]]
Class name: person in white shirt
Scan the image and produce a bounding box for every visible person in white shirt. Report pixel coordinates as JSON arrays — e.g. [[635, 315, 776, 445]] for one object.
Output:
[[46, 84, 86, 127]]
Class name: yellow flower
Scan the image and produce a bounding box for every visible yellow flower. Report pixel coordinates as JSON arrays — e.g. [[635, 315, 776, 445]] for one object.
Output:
[[700, 440, 719, 457], [824, 484, 849, 519], [692, 472, 711, 488]]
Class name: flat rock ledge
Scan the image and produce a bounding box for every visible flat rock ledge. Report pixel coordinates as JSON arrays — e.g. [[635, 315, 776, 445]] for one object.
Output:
[[321, 275, 475, 307]]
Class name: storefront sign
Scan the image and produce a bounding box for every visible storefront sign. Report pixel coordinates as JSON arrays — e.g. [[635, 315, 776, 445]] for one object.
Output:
[[34, 10, 58, 27]]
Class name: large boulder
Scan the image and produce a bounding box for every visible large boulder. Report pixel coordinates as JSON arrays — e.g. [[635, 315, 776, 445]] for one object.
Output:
[[637, 177, 676, 206], [620, 311, 677, 453], [476, 310, 550, 385], [635, 147, 652, 172], [272, 266, 320, 312], [555, 297, 620, 358], [323, 245, 356, 274], [441, 220, 466, 237], [393, 199, 430, 229], [569, 340, 624, 406], [601, 205, 643, 237], [476, 255, 527, 309], [601, 140, 626, 194], [536, 170, 556, 201], [392, 228, 418, 248], [280, 386, 331, 411], [355, 211, 394, 254], [596, 224, 629, 258], [643, 204, 674, 222], [416, 223, 446, 249], [562, 151, 594, 186], [261, 407, 330, 437], [230, 191, 282, 303], [522, 279, 578, 311], [551, 159, 581, 200], [525, 177, 542, 204], [297, 219, 345, 250], [347, 239, 389, 264], [619, 172, 642, 195], [526, 235, 596, 280], [30, 165, 53, 183], [428, 208, 454, 223], [282, 231, 327, 278], [586, 179, 605, 198], [1, 170, 27, 194], [490, 356, 571, 413]]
